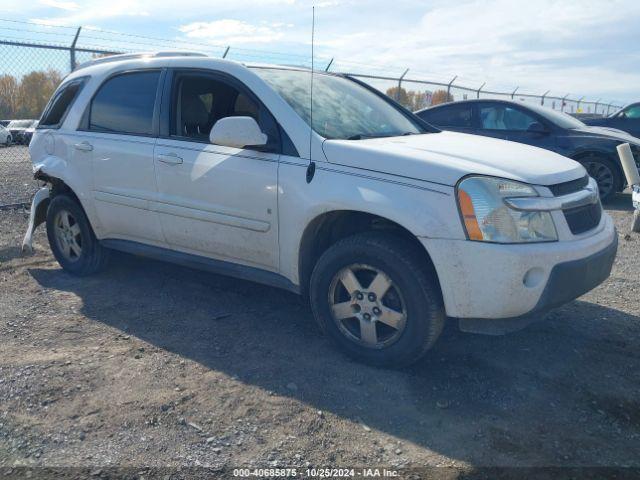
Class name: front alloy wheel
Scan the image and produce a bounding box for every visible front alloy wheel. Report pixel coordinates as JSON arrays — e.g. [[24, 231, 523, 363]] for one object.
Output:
[[329, 264, 407, 348], [310, 232, 445, 367]]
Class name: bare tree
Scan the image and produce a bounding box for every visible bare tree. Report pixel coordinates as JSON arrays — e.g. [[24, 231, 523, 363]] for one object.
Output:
[[431, 89, 453, 106], [16, 69, 62, 118], [386, 86, 432, 112], [0, 74, 19, 119]]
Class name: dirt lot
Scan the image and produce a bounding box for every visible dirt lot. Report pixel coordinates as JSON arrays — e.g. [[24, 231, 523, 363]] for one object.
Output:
[[0, 195, 639, 478], [0, 145, 39, 206]]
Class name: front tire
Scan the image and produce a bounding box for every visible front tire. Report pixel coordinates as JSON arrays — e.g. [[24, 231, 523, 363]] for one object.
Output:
[[310, 232, 445, 367], [46, 194, 109, 275]]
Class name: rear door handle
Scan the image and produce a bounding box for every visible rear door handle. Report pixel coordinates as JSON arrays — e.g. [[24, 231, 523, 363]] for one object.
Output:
[[157, 153, 183, 165], [74, 142, 93, 152]]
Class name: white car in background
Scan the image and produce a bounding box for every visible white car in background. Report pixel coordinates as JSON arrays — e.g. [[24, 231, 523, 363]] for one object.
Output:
[[0, 124, 12, 146], [23, 52, 617, 366]]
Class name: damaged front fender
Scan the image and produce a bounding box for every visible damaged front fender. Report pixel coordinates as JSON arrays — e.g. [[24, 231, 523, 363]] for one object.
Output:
[[22, 187, 50, 253]]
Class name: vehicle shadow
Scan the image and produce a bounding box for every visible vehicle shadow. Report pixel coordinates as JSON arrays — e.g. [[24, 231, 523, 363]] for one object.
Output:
[[29, 252, 640, 466], [605, 191, 634, 212]]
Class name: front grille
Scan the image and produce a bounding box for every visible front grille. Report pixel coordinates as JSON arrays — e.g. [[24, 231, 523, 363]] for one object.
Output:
[[548, 175, 589, 197], [563, 202, 602, 235]]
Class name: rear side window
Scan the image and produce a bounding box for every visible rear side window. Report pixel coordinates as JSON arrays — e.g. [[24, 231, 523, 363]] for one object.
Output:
[[422, 104, 473, 128], [89, 71, 160, 135], [479, 105, 537, 131], [40, 78, 86, 129]]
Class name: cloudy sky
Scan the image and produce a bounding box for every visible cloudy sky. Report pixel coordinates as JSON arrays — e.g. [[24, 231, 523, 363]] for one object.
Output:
[[2, 0, 639, 103]]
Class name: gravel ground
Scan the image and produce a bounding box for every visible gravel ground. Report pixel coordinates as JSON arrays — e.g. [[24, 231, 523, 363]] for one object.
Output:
[[0, 195, 639, 478], [0, 145, 39, 206]]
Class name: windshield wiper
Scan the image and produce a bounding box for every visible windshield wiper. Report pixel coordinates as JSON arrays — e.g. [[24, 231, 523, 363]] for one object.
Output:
[[346, 132, 417, 140], [346, 133, 380, 140]]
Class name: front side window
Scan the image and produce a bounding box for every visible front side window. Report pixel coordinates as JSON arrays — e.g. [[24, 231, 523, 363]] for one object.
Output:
[[40, 79, 85, 128], [252, 67, 425, 140], [424, 104, 473, 128], [89, 71, 160, 135], [480, 105, 537, 131], [170, 73, 278, 149]]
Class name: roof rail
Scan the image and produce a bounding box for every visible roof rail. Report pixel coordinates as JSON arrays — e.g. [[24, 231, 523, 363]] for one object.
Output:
[[75, 51, 208, 71]]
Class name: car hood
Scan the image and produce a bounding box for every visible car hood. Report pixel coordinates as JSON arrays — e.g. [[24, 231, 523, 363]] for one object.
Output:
[[569, 125, 640, 144], [322, 131, 585, 187]]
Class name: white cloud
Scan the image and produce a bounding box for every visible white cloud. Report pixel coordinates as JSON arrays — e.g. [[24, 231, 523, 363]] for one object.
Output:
[[38, 0, 79, 10], [12, 0, 640, 102], [179, 19, 285, 44]]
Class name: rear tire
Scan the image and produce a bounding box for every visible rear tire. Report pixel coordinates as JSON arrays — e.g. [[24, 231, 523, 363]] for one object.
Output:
[[579, 155, 621, 202], [46, 194, 109, 276], [310, 232, 445, 367]]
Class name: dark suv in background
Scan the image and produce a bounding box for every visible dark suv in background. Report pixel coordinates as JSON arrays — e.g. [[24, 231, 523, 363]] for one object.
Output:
[[416, 99, 640, 200], [584, 102, 640, 138]]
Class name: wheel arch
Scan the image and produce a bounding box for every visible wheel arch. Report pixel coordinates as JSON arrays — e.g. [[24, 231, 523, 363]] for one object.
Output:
[[297, 209, 442, 299], [33, 167, 100, 234], [570, 148, 625, 191]]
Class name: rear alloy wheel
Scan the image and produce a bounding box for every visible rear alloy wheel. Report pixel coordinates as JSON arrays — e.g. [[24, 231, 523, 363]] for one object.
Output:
[[46, 194, 109, 275], [52, 209, 83, 262], [5, 135, 11, 146], [310, 232, 445, 367], [581, 157, 620, 201]]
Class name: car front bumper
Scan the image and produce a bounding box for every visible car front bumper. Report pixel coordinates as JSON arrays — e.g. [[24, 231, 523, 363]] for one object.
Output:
[[420, 213, 617, 334]]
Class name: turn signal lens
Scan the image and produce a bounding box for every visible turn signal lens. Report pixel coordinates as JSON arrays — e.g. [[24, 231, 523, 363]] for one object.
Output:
[[458, 189, 483, 240]]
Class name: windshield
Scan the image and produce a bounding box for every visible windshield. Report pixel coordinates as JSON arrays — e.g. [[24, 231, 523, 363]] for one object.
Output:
[[252, 67, 425, 140], [8, 120, 35, 128], [525, 104, 586, 129]]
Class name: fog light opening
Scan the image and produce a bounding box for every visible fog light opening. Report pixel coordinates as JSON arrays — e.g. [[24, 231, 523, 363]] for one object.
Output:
[[523, 268, 545, 288]]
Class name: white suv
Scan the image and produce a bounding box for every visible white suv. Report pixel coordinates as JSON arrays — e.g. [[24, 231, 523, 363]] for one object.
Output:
[[24, 52, 617, 366]]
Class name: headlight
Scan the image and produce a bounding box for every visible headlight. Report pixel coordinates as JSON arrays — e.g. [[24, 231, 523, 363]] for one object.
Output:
[[457, 176, 557, 243]]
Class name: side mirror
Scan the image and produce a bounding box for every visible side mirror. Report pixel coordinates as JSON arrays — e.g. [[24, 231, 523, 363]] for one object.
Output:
[[209, 116, 268, 149], [527, 122, 548, 134]]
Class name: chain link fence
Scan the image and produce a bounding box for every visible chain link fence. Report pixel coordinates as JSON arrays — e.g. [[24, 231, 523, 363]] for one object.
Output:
[[0, 24, 624, 207]]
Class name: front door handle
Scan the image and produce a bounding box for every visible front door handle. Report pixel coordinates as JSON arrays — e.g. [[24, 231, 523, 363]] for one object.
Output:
[[157, 153, 183, 165], [74, 141, 93, 152]]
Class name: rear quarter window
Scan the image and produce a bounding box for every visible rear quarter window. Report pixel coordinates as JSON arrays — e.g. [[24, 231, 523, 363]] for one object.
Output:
[[39, 78, 87, 129]]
